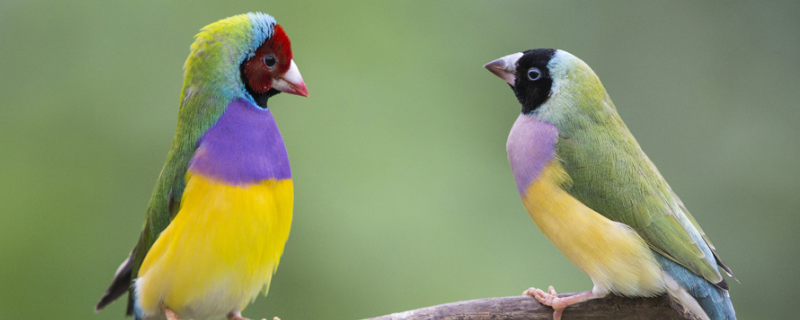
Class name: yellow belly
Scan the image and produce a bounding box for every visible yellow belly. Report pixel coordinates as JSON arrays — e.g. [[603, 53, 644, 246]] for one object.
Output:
[[522, 160, 665, 297], [135, 173, 293, 319]]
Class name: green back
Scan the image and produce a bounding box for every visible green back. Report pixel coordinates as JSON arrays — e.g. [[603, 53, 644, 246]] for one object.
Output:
[[534, 51, 725, 286]]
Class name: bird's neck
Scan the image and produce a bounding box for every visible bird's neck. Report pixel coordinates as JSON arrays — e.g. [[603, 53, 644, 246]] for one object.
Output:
[[188, 98, 291, 185], [506, 114, 560, 195]]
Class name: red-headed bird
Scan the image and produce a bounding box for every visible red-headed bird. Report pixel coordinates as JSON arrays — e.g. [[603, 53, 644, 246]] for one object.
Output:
[[95, 12, 308, 320]]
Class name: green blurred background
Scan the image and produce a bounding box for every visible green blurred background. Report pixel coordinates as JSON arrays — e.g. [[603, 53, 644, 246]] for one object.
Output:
[[1, 1, 798, 319]]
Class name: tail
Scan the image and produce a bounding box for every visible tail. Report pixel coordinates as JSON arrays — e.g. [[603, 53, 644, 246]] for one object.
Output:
[[96, 250, 136, 316], [655, 254, 736, 320]]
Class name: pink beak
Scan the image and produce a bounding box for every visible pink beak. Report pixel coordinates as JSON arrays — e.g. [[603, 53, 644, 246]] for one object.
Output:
[[484, 52, 523, 86], [273, 59, 309, 97]]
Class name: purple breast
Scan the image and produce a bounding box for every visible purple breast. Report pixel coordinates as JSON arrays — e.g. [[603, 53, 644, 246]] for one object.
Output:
[[188, 98, 291, 185], [506, 114, 559, 195]]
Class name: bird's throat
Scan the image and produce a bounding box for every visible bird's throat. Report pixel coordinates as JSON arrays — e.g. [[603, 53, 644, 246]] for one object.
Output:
[[188, 98, 291, 185], [506, 114, 559, 195]]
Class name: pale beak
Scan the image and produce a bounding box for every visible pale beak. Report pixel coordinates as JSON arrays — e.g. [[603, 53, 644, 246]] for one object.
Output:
[[484, 52, 523, 86], [272, 59, 309, 97]]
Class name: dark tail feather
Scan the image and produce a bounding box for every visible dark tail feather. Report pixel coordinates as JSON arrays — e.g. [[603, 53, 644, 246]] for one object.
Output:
[[713, 250, 739, 283], [95, 250, 134, 312]]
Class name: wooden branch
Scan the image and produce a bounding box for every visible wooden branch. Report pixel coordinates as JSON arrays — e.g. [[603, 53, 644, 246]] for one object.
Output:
[[359, 293, 701, 320]]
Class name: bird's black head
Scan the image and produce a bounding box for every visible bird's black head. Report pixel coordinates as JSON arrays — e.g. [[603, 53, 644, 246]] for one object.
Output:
[[485, 48, 557, 114], [513, 49, 556, 114]]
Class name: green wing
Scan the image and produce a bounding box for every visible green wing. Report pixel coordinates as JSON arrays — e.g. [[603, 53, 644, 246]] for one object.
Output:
[[555, 111, 729, 287], [94, 142, 194, 315], [131, 145, 193, 279]]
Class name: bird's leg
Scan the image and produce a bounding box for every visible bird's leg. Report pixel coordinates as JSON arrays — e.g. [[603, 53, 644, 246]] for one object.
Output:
[[227, 310, 281, 320], [523, 286, 607, 320], [164, 307, 193, 320]]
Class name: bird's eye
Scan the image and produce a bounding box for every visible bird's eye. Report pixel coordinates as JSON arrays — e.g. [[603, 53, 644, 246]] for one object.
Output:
[[527, 67, 542, 81], [264, 54, 277, 67]]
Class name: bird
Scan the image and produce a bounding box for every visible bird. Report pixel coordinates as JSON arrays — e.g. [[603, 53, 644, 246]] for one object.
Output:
[[95, 12, 308, 320], [484, 49, 736, 320]]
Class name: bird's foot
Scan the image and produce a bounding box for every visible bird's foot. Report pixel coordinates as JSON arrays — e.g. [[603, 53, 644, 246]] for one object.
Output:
[[523, 285, 559, 306], [523, 286, 604, 320], [164, 307, 194, 320], [524, 286, 564, 319]]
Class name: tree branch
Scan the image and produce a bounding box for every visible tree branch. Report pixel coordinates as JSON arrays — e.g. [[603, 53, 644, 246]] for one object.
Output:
[[359, 293, 701, 320]]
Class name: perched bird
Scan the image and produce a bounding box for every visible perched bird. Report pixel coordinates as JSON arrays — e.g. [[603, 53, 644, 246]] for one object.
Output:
[[95, 13, 308, 320], [484, 49, 736, 320]]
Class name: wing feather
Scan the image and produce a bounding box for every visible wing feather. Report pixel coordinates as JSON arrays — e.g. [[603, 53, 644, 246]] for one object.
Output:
[[556, 114, 730, 289], [95, 145, 194, 314]]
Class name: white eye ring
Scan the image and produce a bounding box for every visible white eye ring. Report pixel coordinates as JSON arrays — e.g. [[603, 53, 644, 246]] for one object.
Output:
[[527, 67, 542, 81]]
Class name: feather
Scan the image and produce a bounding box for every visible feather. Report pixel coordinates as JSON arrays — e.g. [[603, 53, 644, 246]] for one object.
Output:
[[95, 250, 134, 312]]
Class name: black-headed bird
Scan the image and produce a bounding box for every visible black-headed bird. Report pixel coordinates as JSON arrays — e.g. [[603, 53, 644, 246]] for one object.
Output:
[[485, 49, 735, 320]]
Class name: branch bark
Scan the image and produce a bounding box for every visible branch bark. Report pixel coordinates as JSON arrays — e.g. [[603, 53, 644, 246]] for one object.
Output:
[[359, 293, 700, 320]]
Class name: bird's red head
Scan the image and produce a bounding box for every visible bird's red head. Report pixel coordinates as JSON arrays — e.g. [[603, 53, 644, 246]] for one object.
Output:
[[243, 24, 308, 99]]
